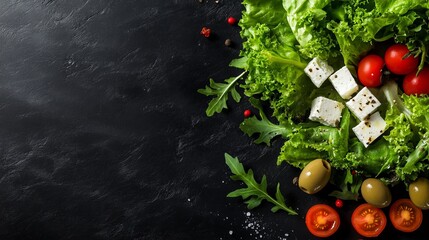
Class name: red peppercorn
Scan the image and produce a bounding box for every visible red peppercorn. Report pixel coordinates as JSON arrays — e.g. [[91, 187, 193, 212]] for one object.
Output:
[[243, 109, 252, 118], [351, 169, 357, 175], [200, 27, 211, 38], [227, 17, 237, 25], [335, 199, 344, 208]]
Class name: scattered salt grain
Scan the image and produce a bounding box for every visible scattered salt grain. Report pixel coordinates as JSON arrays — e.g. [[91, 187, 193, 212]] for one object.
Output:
[[229, 230, 233, 235]]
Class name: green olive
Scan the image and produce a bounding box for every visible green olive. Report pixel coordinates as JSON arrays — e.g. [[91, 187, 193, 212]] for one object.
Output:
[[409, 177, 429, 210], [298, 159, 331, 194], [361, 178, 392, 208]]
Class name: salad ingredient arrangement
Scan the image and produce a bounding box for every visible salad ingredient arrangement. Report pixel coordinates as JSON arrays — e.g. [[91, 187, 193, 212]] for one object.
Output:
[[199, 0, 429, 237]]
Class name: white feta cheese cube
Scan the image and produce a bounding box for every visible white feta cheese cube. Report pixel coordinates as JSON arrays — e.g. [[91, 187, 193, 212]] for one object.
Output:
[[346, 87, 381, 121], [304, 58, 334, 88], [328, 66, 359, 99], [352, 112, 386, 148], [309, 96, 344, 127]]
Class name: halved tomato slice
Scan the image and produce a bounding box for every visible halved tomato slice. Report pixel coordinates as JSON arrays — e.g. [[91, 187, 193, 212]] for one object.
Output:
[[351, 203, 386, 237], [305, 204, 340, 238], [389, 199, 423, 232]]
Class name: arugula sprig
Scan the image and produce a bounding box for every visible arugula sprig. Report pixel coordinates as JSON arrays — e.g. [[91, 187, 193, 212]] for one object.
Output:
[[198, 57, 248, 117], [198, 71, 246, 117], [225, 153, 298, 215], [329, 170, 362, 201], [240, 98, 294, 146]]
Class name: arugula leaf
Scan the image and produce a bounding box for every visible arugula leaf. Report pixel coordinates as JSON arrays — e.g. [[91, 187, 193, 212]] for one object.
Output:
[[329, 170, 362, 201], [198, 71, 246, 116], [225, 153, 298, 215], [240, 98, 294, 146]]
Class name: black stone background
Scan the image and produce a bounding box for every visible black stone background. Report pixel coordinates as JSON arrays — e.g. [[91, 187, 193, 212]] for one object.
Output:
[[0, 0, 427, 239]]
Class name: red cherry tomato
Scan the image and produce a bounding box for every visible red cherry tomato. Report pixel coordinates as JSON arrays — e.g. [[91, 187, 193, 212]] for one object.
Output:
[[385, 44, 419, 75], [358, 54, 384, 87], [351, 203, 387, 238], [389, 199, 422, 232], [305, 204, 340, 238], [403, 66, 429, 95]]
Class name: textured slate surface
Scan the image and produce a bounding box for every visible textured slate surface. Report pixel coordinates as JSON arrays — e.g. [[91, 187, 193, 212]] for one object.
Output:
[[0, 0, 427, 239]]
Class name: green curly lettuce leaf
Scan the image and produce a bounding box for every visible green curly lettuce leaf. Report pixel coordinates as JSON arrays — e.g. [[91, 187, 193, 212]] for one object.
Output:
[[277, 109, 350, 169], [239, 0, 314, 124], [381, 80, 429, 182], [282, 0, 339, 61]]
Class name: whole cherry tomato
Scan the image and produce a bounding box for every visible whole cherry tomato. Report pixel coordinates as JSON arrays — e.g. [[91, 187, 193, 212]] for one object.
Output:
[[358, 54, 384, 87], [403, 66, 429, 95], [385, 44, 419, 75]]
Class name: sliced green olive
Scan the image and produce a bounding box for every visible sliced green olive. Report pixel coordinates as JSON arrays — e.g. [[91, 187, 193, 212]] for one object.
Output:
[[409, 177, 429, 210], [298, 159, 331, 194], [361, 178, 391, 208]]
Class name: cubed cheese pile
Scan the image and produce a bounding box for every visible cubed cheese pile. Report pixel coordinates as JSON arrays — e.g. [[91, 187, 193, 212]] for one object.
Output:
[[304, 58, 387, 147]]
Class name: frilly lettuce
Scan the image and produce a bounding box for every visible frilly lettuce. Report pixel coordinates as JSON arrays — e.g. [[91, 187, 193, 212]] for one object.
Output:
[[239, 0, 314, 124], [282, 0, 339, 61], [381, 81, 429, 182]]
